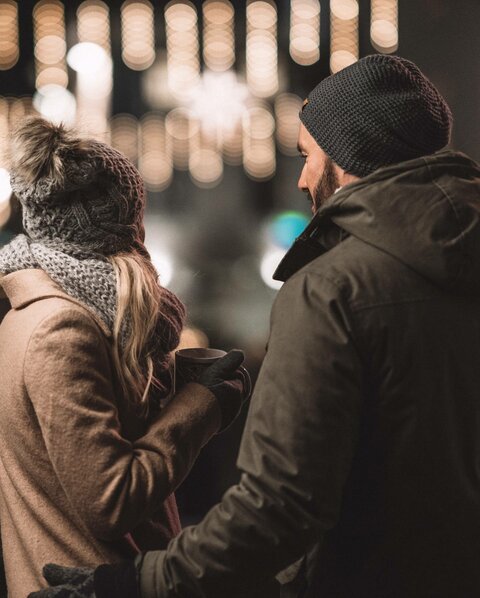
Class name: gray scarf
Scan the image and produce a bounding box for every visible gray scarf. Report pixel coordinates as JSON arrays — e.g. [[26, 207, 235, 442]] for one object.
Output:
[[0, 234, 119, 336]]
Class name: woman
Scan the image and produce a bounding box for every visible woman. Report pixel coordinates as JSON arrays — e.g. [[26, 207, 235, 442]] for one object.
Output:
[[0, 117, 247, 597]]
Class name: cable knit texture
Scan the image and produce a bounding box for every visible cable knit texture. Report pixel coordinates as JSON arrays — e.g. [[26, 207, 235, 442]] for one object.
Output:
[[300, 54, 453, 177], [0, 132, 185, 398]]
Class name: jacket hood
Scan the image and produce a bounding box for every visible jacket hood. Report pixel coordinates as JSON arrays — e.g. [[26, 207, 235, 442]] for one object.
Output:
[[274, 151, 480, 295]]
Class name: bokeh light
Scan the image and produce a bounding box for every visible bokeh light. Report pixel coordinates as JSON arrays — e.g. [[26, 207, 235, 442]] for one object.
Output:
[[8, 96, 34, 126], [203, 0, 235, 72], [33, 0, 68, 91], [260, 247, 285, 290], [77, 0, 111, 54], [110, 113, 139, 164], [67, 42, 110, 75], [0, 1, 19, 71], [121, 0, 155, 71], [68, 41, 112, 141], [274, 93, 302, 156], [165, 0, 200, 98], [165, 107, 199, 172], [289, 0, 320, 66], [243, 104, 276, 181], [246, 0, 278, 98], [148, 249, 174, 287], [139, 113, 173, 192], [269, 211, 309, 249], [371, 0, 398, 54], [189, 147, 223, 188], [330, 0, 359, 73], [33, 84, 76, 126]]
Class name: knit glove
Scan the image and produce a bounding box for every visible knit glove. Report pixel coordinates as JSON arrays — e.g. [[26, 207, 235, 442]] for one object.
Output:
[[197, 349, 251, 431], [27, 561, 139, 598], [27, 564, 95, 597]]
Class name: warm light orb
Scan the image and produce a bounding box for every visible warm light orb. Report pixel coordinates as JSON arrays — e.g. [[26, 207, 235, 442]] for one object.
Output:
[[189, 148, 223, 188], [330, 49, 357, 73], [330, 0, 359, 73], [121, 0, 155, 70], [139, 113, 173, 192], [330, 0, 359, 20], [191, 70, 248, 136], [147, 249, 174, 286], [0, 1, 19, 70], [77, 0, 111, 53], [165, 108, 199, 171], [371, 0, 398, 53], [203, 0, 235, 72], [67, 42, 111, 74], [260, 247, 285, 290], [243, 105, 276, 181], [165, 1, 200, 97], [274, 93, 303, 156], [290, 0, 320, 66], [33, 0, 68, 90], [110, 114, 139, 164], [246, 0, 278, 98], [33, 85, 76, 125]]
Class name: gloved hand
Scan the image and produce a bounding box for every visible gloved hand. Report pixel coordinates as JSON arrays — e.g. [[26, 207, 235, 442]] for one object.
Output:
[[27, 561, 139, 598], [27, 564, 95, 597], [197, 349, 252, 431]]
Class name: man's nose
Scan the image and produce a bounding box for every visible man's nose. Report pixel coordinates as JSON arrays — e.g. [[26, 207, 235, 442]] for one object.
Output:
[[297, 164, 307, 191]]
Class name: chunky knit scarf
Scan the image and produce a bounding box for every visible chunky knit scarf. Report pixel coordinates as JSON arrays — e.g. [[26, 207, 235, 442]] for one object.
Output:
[[0, 234, 118, 332], [0, 234, 185, 402]]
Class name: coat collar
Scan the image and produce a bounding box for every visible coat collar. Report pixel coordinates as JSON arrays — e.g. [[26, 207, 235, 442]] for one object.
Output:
[[0, 269, 111, 337]]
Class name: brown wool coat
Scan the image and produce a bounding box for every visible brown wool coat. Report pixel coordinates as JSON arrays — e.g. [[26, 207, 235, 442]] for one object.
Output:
[[0, 269, 221, 598]]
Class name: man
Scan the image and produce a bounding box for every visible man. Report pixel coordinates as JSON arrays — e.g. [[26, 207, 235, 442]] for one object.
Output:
[[32, 54, 480, 597]]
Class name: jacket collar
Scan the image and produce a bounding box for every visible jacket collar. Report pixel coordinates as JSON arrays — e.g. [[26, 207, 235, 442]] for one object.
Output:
[[0, 269, 111, 337]]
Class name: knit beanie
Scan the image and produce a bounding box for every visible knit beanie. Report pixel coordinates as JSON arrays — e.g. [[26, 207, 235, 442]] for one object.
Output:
[[300, 54, 453, 177], [9, 117, 147, 255]]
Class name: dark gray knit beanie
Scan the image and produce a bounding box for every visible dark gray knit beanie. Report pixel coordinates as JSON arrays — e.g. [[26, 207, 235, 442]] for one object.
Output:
[[300, 54, 453, 177]]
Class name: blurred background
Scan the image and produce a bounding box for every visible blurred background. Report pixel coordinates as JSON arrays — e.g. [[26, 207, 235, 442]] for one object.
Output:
[[0, 0, 479, 524]]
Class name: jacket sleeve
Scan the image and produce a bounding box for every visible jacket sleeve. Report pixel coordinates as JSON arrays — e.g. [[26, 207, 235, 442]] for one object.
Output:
[[23, 307, 221, 541], [137, 271, 364, 597]]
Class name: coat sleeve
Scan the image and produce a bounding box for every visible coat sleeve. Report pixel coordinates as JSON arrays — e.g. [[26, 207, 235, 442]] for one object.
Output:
[[137, 271, 364, 597], [23, 307, 221, 541]]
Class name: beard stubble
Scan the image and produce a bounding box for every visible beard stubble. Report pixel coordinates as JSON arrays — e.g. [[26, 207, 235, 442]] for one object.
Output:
[[309, 157, 340, 213]]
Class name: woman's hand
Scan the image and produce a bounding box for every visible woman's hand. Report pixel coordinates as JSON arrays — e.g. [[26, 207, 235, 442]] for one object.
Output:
[[197, 349, 252, 431]]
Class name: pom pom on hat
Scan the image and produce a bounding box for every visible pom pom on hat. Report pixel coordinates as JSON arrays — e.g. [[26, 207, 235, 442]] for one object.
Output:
[[8, 116, 147, 255]]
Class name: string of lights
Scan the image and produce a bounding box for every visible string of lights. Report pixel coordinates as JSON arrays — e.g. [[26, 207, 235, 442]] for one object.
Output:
[[0, 0, 400, 190]]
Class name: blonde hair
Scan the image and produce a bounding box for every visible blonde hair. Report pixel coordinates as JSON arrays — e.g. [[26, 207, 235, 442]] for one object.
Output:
[[109, 250, 166, 414]]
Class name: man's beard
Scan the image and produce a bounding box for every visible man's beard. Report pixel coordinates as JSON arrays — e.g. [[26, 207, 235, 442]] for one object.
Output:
[[309, 157, 340, 214]]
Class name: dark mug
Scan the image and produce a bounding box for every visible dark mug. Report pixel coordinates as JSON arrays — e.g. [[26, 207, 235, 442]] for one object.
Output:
[[174, 347, 252, 398]]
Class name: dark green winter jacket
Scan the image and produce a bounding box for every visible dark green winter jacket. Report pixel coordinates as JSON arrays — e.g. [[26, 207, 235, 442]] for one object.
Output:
[[137, 150, 480, 598]]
